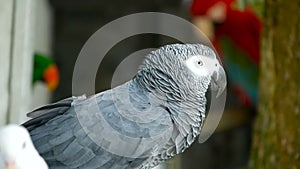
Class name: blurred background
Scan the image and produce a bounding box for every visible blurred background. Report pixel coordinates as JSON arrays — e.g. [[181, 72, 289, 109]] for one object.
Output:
[[0, 0, 299, 169]]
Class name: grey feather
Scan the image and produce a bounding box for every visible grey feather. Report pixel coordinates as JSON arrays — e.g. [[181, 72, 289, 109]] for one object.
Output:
[[22, 44, 223, 169]]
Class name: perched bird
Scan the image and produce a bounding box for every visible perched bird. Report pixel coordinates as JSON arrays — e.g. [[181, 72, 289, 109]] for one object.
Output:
[[0, 124, 48, 169], [33, 53, 60, 91], [23, 44, 226, 169]]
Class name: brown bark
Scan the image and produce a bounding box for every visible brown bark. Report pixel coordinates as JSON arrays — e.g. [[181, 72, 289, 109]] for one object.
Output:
[[249, 0, 300, 168]]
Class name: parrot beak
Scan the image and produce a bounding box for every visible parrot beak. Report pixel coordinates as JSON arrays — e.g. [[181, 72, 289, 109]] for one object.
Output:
[[44, 64, 59, 91], [211, 66, 227, 98]]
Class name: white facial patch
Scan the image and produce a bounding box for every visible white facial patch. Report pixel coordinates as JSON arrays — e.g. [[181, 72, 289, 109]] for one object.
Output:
[[184, 55, 219, 77], [0, 125, 28, 163], [0, 125, 49, 169]]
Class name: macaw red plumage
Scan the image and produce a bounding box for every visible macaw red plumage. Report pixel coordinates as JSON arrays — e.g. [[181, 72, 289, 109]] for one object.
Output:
[[191, 0, 262, 107]]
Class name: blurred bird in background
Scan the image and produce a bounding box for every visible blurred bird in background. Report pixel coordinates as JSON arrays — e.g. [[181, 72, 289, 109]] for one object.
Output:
[[184, 1, 262, 169], [191, 0, 262, 108], [32, 53, 60, 92]]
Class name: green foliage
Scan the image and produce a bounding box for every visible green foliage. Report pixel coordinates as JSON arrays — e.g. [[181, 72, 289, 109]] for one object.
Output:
[[234, 0, 264, 17]]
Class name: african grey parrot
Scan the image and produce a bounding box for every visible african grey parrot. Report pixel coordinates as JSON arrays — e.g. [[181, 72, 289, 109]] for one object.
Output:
[[22, 44, 226, 169]]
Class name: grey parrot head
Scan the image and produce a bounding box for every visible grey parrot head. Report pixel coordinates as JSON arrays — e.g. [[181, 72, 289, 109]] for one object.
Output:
[[138, 43, 227, 99]]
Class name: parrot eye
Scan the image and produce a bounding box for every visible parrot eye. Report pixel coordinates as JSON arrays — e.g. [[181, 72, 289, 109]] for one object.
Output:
[[185, 55, 209, 76]]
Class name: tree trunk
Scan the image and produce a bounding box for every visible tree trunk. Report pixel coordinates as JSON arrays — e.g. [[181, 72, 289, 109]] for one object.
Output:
[[249, 0, 300, 168]]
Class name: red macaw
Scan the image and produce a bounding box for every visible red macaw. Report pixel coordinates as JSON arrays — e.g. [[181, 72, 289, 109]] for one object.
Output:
[[191, 0, 262, 107]]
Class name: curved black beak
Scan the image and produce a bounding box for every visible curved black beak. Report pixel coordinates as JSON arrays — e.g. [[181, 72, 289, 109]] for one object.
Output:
[[211, 66, 227, 98]]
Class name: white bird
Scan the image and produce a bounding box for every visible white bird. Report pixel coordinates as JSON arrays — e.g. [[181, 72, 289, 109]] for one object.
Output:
[[0, 124, 48, 169]]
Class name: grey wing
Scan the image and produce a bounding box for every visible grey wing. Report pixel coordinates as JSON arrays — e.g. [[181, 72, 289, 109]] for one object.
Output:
[[23, 97, 74, 131], [23, 82, 174, 169]]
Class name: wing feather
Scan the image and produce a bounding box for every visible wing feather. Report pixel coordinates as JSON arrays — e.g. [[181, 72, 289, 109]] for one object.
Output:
[[22, 81, 177, 169]]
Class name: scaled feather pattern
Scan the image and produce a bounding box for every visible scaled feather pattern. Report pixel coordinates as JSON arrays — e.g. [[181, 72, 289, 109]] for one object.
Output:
[[23, 44, 226, 169]]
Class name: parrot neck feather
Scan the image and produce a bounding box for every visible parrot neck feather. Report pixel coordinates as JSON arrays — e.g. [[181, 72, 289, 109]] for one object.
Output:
[[133, 69, 208, 152]]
